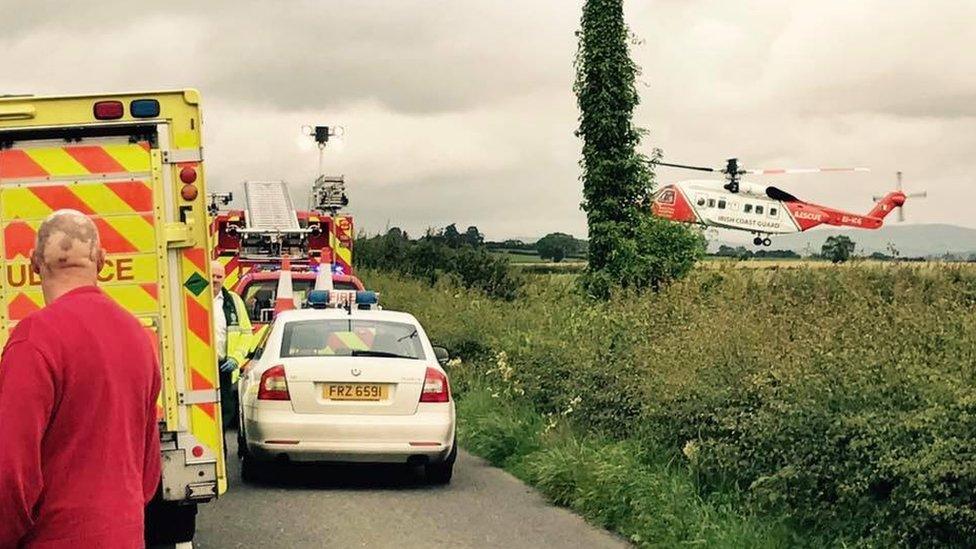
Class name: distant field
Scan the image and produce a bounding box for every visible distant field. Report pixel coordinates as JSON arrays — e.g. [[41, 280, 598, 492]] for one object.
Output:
[[701, 258, 976, 270], [492, 251, 976, 271], [490, 251, 548, 263], [491, 250, 586, 265]]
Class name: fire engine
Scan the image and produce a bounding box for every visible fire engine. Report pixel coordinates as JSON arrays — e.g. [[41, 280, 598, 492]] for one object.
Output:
[[209, 177, 364, 339], [0, 90, 222, 545]]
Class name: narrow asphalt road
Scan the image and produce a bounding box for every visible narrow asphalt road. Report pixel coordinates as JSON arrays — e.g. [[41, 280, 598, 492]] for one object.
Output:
[[194, 435, 629, 548]]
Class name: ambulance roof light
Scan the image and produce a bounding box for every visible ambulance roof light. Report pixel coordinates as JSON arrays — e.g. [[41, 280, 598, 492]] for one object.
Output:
[[130, 99, 160, 118], [93, 101, 124, 120]]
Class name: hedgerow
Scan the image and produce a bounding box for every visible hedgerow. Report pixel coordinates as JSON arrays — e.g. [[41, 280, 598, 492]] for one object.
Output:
[[364, 265, 976, 546], [355, 232, 522, 300]]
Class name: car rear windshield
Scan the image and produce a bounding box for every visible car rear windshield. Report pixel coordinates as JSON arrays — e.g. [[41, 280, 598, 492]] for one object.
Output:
[[242, 279, 360, 322], [281, 319, 426, 360]]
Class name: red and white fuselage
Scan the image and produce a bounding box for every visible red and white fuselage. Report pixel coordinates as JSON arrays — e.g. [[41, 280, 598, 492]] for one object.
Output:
[[652, 179, 905, 236]]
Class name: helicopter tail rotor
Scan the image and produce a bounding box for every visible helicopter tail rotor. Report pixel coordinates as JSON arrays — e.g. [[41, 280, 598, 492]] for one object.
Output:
[[872, 172, 926, 222]]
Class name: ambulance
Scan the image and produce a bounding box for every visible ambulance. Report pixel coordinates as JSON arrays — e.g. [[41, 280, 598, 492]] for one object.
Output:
[[0, 90, 223, 544]]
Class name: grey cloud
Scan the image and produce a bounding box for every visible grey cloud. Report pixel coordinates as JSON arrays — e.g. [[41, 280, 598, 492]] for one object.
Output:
[[3, 0, 975, 240], [5, 0, 577, 115]]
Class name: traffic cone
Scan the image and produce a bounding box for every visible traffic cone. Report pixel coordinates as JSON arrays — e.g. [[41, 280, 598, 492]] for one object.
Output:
[[274, 255, 297, 315], [314, 247, 334, 292]]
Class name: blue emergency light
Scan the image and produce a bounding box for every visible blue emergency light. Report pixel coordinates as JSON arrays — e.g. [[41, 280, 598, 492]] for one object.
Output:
[[355, 291, 378, 305], [304, 290, 378, 310], [306, 290, 329, 309], [130, 99, 161, 118]]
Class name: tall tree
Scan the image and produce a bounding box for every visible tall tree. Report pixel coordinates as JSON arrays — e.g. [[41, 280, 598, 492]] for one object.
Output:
[[536, 232, 579, 263], [463, 226, 484, 247], [442, 223, 462, 248], [822, 235, 856, 264], [575, 0, 704, 296]]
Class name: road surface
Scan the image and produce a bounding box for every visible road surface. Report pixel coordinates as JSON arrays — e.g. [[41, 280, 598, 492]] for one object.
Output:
[[194, 435, 629, 548]]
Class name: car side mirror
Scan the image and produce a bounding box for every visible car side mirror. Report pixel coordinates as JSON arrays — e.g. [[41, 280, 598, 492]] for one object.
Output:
[[432, 346, 450, 366]]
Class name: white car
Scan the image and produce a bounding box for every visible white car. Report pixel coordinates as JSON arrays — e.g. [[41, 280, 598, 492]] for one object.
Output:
[[237, 305, 457, 484]]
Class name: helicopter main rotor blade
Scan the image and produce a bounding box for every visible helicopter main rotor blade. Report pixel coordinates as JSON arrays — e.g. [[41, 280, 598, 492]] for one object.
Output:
[[742, 167, 871, 175], [652, 161, 718, 173]]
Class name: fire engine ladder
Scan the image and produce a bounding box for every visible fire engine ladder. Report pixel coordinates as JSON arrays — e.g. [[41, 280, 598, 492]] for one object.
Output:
[[239, 180, 312, 260], [243, 180, 301, 232]]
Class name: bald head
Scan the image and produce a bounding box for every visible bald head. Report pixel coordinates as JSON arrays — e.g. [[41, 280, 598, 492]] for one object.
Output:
[[30, 210, 106, 302], [211, 260, 226, 297], [32, 210, 104, 272]]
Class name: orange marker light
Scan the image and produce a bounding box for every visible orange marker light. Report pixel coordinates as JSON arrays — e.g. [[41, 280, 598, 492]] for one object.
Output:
[[181, 184, 198, 201]]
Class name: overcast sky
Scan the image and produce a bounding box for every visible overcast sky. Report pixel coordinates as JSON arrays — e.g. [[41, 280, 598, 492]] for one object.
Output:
[[4, 0, 974, 240]]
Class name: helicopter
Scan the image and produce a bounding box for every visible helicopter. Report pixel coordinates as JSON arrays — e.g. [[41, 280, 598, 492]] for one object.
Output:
[[650, 158, 925, 246]]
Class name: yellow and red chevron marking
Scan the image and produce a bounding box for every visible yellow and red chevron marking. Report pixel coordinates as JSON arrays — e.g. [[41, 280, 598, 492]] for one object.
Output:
[[330, 215, 354, 275], [143, 324, 165, 421], [318, 327, 375, 355], [3, 214, 156, 259], [5, 282, 160, 321], [180, 247, 221, 456], [217, 254, 242, 291], [0, 142, 151, 179], [1, 180, 153, 218]]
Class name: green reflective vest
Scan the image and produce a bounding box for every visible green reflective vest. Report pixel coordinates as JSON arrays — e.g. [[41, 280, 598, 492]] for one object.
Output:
[[221, 287, 253, 384]]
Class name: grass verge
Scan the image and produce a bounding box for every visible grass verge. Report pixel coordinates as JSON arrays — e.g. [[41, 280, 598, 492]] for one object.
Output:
[[457, 384, 814, 548]]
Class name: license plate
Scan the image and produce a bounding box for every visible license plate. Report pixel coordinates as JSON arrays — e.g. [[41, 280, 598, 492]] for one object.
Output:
[[323, 383, 388, 401]]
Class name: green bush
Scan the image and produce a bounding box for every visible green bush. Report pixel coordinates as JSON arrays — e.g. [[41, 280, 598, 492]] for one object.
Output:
[[365, 265, 976, 546], [355, 232, 522, 300]]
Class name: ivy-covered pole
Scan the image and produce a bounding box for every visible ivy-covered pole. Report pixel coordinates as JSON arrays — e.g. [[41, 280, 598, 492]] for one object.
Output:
[[576, 0, 650, 293], [575, 0, 704, 296]]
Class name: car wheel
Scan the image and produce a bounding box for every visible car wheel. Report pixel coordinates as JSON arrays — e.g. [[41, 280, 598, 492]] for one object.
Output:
[[425, 441, 457, 485], [236, 429, 247, 458], [241, 453, 265, 484]]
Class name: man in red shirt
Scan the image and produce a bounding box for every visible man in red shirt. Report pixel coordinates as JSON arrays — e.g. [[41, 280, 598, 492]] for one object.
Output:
[[0, 210, 161, 548]]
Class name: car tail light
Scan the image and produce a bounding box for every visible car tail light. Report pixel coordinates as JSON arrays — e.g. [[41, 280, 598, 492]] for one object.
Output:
[[420, 367, 450, 403], [258, 365, 290, 401], [93, 101, 124, 120]]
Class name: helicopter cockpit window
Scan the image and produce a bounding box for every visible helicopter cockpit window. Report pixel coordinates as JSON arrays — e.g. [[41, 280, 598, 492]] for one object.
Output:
[[696, 196, 706, 207], [707, 198, 716, 208], [717, 199, 727, 209], [755, 205, 765, 215], [744, 204, 753, 214], [769, 207, 778, 217]]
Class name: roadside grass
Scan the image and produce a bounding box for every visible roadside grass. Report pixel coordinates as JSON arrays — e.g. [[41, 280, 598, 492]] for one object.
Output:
[[457, 385, 809, 548], [364, 264, 976, 547]]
